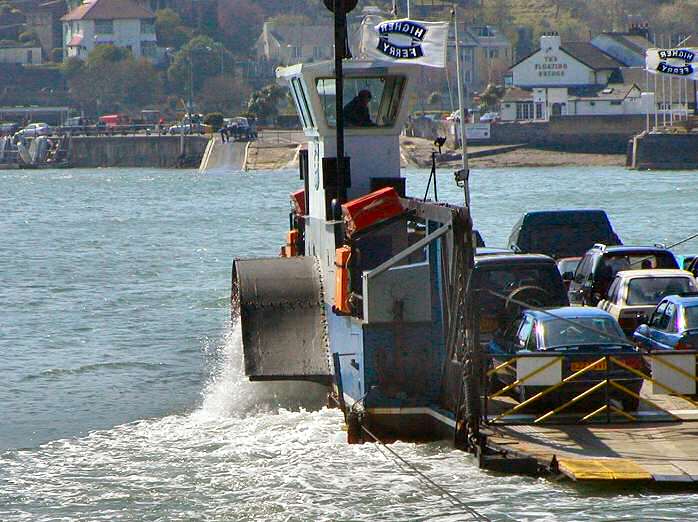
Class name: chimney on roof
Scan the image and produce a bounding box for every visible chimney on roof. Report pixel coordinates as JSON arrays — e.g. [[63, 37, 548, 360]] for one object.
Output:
[[540, 31, 561, 51], [628, 20, 650, 41]]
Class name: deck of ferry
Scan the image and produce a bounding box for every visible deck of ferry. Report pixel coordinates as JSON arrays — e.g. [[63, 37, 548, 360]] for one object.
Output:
[[482, 386, 698, 483]]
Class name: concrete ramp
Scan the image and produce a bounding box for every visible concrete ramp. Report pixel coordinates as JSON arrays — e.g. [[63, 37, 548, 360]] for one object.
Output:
[[198, 137, 246, 172]]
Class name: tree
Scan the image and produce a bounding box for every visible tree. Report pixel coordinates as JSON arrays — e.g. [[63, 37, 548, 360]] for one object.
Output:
[[167, 36, 233, 95], [246, 83, 286, 123], [61, 56, 84, 79], [479, 83, 505, 112], [65, 45, 162, 114], [155, 9, 189, 49], [199, 74, 252, 114], [217, 0, 265, 56], [87, 44, 131, 66]]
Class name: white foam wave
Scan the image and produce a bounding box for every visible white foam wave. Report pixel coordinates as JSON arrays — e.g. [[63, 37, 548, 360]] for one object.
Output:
[[197, 321, 328, 419]]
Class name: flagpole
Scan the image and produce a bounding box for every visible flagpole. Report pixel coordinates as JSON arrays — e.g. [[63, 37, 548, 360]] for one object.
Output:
[[453, 5, 469, 207]]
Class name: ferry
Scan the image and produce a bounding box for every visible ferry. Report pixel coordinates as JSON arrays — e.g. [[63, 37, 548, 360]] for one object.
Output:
[[231, 5, 698, 486]]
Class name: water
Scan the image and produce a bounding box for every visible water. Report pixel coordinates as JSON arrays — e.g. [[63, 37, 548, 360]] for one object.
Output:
[[2, 166, 698, 521]]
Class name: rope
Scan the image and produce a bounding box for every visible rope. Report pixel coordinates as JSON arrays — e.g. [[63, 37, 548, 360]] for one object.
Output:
[[361, 426, 491, 521], [486, 289, 633, 347]]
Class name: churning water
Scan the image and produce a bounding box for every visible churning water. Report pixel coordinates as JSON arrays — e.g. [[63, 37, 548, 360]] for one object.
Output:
[[2, 166, 698, 521]]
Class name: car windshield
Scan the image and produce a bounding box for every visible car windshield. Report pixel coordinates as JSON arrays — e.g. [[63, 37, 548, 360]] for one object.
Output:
[[558, 258, 580, 274], [539, 316, 625, 349], [682, 305, 698, 329], [598, 252, 677, 279], [475, 264, 566, 315], [626, 277, 695, 305]]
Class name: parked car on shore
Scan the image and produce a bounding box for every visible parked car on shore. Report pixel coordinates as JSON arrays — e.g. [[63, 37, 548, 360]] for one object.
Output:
[[633, 294, 698, 351], [507, 209, 622, 259], [598, 269, 698, 335], [16, 122, 50, 138], [568, 244, 679, 306], [0, 122, 19, 135], [169, 121, 205, 134], [479, 112, 499, 123], [487, 307, 644, 411]]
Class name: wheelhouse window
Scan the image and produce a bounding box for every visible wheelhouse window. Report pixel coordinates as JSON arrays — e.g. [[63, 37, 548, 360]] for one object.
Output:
[[316, 75, 406, 128], [290, 78, 314, 129]]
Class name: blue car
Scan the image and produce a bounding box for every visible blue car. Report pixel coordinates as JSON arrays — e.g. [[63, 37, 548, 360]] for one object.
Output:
[[633, 294, 698, 351], [488, 307, 644, 411]]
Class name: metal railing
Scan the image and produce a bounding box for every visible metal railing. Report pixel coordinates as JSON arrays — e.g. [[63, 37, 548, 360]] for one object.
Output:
[[484, 350, 698, 425]]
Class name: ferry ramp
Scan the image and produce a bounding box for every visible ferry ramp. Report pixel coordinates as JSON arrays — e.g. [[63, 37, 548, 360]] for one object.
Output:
[[479, 351, 698, 484], [198, 136, 246, 173]]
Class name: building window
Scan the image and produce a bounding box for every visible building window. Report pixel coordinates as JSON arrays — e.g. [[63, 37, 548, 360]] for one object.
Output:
[[27, 49, 33, 64], [464, 70, 471, 82], [313, 46, 323, 60], [516, 102, 534, 120], [142, 41, 157, 58], [291, 46, 302, 59], [489, 49, 499, 59], [141, 20, 155, 34], [535, 102, 543, 119], [95, 20, 113, 34], [610, 100, 621, 105]]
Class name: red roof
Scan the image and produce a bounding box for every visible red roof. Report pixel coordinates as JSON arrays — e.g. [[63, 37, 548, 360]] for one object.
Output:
[[61, 0, 154, 21], [67, 34, 83, 46]]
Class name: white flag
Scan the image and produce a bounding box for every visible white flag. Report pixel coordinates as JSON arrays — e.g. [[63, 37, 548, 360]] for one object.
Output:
[[645, 47, 698, 79], [359, 18, 449, 68]]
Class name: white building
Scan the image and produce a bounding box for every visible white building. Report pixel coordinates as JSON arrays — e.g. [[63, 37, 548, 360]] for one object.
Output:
[[501, 32, 656, 121], [61, 0, 158, 62], [0, 45, 42, 65]]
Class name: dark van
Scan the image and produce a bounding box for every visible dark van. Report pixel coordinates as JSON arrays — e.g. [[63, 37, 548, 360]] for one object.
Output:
[[507, 209, 622, 259]]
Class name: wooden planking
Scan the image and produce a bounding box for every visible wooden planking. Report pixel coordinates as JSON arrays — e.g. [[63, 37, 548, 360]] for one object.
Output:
[[491, 422, 698, 482]]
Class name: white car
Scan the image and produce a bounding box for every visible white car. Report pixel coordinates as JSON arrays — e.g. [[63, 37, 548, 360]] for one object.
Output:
[[598, 269, 698, 335], [168, 121, 205, 134], [479, 112, 499, 123], [16, 122, 50, 138]]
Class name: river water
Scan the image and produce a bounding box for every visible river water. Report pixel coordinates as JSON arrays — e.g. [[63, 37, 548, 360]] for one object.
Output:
[[2, 166, 698, 521]]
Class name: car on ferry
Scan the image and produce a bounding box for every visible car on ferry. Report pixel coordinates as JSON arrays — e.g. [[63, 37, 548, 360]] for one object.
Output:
[[568, 244, 679, 306], [507, 209, 622, 259], [557, 256, 582, 290], [470, 253, 569, 346], [488, 307, 644, 411], [598, 269, 698, 336], [633, 294, 698, 351]]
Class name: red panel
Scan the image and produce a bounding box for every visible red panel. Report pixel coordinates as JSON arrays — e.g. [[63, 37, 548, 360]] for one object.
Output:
[[341, 187, 403, 236], [290, 189, 305, 215]]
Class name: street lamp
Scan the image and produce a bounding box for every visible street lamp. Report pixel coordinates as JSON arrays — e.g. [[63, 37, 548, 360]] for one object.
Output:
[[187, 45, 213, 119]]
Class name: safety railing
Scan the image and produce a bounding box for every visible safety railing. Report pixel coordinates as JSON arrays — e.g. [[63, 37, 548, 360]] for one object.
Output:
[[484, 350, 698, 425]]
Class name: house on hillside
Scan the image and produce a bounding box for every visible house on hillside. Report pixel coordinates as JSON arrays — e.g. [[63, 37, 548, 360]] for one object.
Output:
[[254, 22, 335, 66], [61, 0, 159, 62], [591, 24, 654, 67], [0, 44, 43, 65], [24, 0, 67, 60], [500, 32, 655, 121], [448, 24, 512, 97]]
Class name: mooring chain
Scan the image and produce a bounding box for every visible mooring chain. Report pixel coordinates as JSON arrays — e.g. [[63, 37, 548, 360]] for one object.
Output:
[[361, 426, 492, 521]]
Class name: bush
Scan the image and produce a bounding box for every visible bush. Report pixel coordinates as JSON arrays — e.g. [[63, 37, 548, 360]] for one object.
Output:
[[204, 112, 223, 130], [50, 48, 63, 62]]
